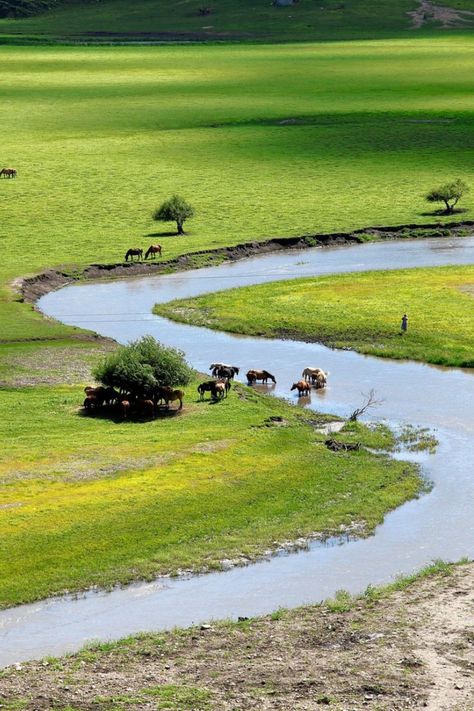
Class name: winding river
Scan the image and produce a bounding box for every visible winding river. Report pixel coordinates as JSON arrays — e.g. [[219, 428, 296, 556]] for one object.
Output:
[[1, 236, 473, 667]]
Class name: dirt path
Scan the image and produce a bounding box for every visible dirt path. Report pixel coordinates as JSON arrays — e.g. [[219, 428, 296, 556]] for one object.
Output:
[[414, 571, 474, 710], [409, 0, 474, 29], [1, 563, 474, 709]]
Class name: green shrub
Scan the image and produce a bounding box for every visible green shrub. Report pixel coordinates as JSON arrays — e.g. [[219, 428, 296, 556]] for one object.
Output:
[[93, 336, 194, 396]]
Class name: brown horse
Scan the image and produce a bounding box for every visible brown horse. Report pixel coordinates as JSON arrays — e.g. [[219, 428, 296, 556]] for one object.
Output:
[[163, 388, 184, 410], [246, 369, 276, 384], [0, 168, 17, 178], [291, 380, 311, 396], [125, 248, 143, 262], [155, 385, 184, 410], [145, 244, 162, 259]]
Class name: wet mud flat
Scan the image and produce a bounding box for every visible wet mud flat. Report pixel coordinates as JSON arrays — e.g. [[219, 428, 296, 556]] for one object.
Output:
[[1, 562, 473, 710]]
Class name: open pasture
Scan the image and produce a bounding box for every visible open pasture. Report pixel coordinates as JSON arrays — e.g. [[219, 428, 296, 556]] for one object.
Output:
[[1, 38, 474, 343], [0, 378, 420, 607], [154, 265, 474, 367]]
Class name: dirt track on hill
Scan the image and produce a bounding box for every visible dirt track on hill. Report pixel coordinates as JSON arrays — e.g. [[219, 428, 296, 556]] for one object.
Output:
[[1, 563, 474, 710]]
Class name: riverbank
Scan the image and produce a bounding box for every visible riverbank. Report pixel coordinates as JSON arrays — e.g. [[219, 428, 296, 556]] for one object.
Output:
[[18, 221, 474, 305], [154, 264, 474, 368], [1, 560, 473, 710]]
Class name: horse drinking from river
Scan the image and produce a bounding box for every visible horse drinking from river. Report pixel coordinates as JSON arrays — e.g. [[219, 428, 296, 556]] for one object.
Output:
[[246, 369, 276, 385]]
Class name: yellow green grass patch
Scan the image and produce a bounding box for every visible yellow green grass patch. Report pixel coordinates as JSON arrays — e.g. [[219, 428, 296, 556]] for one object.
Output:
[[0, 380, 420, 607]]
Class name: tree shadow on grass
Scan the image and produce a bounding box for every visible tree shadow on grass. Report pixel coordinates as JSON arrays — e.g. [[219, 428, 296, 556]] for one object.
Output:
[[420, 207, 469, 217], [145, 231, 179, 238], [78, 406, 182, 423]]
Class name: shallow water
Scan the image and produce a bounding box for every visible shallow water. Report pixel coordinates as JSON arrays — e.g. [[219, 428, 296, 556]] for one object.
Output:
[[1, 236, 473, 666]]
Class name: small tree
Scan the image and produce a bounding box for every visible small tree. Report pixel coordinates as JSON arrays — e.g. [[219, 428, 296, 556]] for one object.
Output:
[[93, 336, 194, 397], [425, 178, 469, 214], [153, 195, 195, 235]]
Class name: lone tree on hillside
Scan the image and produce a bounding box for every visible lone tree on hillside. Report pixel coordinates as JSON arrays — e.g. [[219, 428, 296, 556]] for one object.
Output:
[[93, 336, 194, 398], [425, 178, 469, 215], [153, 195, 195, 235]]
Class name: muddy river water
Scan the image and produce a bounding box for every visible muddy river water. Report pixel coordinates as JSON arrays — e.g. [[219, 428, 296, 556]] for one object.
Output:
[[1, 237, 473, 666]]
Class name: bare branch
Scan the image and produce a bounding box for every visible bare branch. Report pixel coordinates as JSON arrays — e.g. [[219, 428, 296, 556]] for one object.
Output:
[[348, 388, 383, 421]]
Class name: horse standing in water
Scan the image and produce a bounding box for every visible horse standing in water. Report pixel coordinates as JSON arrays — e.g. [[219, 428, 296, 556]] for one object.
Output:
[[0, 168, 17, 178], [124, 248, 143, 262], [145, 244, 162, 259]]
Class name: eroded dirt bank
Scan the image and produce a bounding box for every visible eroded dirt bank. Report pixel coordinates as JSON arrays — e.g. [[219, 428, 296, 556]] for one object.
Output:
[[1, 563, 473, 710], [18, 220, 474, 305]]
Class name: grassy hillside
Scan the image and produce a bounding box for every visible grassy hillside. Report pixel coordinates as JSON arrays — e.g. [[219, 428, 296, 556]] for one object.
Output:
[[0, 0, 473, 43], [1, 39, 474, 346], [154, 265, 474, 367]]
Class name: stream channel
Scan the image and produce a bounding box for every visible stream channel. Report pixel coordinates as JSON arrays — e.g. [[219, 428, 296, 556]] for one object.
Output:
[[1, 236, 474, 666]]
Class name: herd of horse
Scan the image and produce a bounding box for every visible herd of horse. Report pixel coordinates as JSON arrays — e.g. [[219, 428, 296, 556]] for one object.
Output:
[[83, 384, 184, 419], [0, 168, 17, 178], [125, 245, 162, 262], [197, 363, 328, 401], [82, 365, 328, 418]]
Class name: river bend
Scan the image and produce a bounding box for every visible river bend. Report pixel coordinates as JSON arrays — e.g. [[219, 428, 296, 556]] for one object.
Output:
[[1, 236, 473, 666]]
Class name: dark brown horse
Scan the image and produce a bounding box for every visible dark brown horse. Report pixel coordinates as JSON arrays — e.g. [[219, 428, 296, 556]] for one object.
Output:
[[198, 379, 230, 400], [246, 369, 276, 384], [145, 244, 162, 259], [125, 248, 143, 262], [0, 168, 17, 178]]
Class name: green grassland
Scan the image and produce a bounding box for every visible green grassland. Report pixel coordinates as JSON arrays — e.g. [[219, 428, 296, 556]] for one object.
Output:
[[154, 266, 474, 367], [1, 38, 474, 346], [0, 0, 468, 43], [0, 374, 421, 607], [0, 39, 471, 607]]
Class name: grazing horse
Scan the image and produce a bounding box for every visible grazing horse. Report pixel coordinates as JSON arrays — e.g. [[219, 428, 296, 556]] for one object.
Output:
[[302, 367, 328, 383], [145, 244, 162, 260], [291, 380, 311, 396], [0, 168, 17, 178], [198, 379, 230, 400], [246, 369, 276, 384], [212, 382, 226, 400], [124, 248, 143, 262]]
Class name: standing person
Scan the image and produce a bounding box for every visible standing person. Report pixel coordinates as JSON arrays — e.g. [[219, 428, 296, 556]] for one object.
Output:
[[401, 313, 408, 333]]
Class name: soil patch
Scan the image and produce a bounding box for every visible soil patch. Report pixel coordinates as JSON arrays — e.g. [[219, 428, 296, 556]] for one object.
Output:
[[409, 0, 474, 29], [1, 562, 473, 709]]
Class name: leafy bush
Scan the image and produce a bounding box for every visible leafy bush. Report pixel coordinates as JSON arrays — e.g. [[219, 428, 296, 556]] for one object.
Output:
[[93, 336, 194, 396]]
